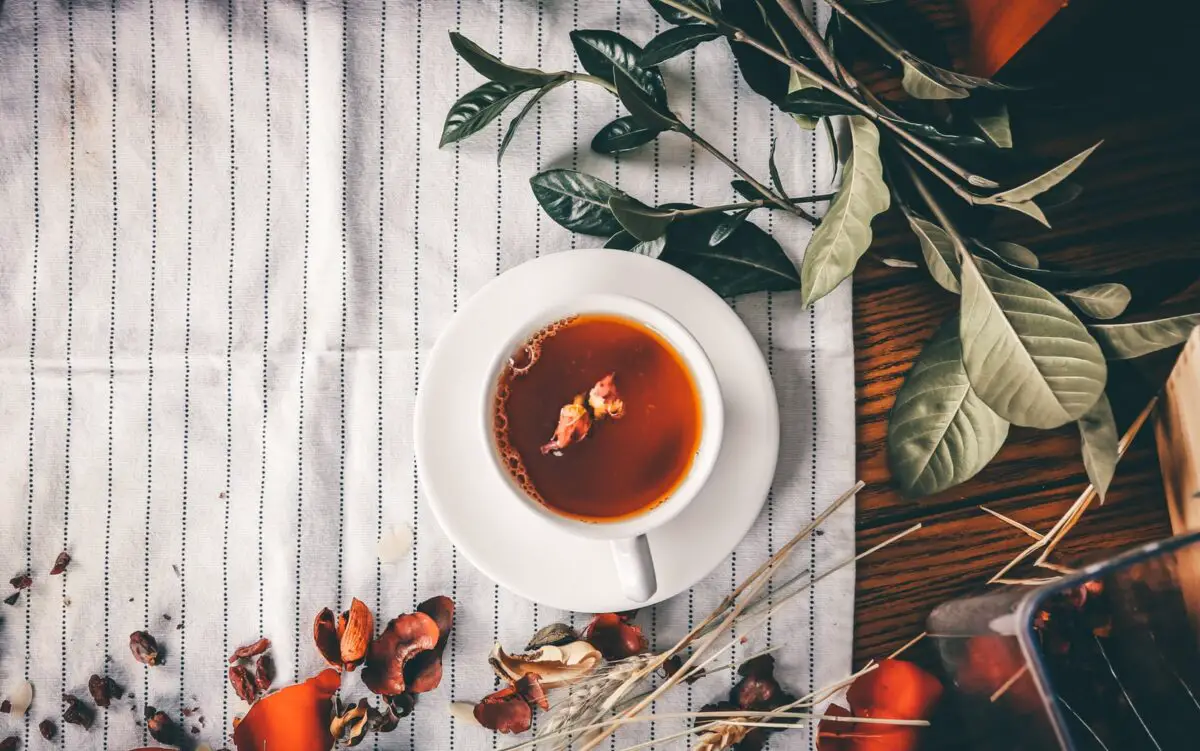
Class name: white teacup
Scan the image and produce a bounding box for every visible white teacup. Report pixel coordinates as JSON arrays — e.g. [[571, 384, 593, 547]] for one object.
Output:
[[481, 293, 725, 602]]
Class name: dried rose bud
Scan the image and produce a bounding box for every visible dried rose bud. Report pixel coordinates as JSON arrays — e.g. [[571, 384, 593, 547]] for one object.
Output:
[[253, 653, 274, 692], [229, 637, 271, 664], [87, 674, 123, 708], [540, 395, 592, 455], [38, 719, 56, 740], [50, 552, 71, 576], [61, 694, 93, 730], [229, 664, 257, 705], [146, 709, 177, 744], [583, 612, 647, 661], [587, 373, 625, 420], [129, 631, 161, 666], [0, 735, 17, 751]]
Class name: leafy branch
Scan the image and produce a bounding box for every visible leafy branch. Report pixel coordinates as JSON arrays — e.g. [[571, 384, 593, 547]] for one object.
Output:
[[440, 0, 1199, 500]]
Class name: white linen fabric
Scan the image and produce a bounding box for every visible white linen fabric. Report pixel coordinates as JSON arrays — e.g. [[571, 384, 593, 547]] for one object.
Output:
[[0, 0, 855, 748]]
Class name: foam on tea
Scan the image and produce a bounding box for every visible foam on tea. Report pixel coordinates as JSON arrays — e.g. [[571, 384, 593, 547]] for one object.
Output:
[[493, 314, 703, 522]]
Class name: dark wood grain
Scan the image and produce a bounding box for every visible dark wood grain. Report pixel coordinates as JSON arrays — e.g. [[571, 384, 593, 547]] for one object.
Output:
[[852, 0, 1200, 675]]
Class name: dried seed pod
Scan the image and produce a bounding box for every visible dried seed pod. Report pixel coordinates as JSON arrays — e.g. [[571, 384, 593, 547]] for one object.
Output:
[[254, 653, 274, 692], [129, 631, 162, 666], [87, 674, 123, 708], [362, 612, 438, 696], [314, 607, 342, 669], [229, 637, 271, 664], [472, 686, 532, 735], [38, 719, 56, 740], [50, 551, 71, 576], [339, 599, 374, 671], [61, 694, 93, 730], [524, 622, 579, 651], [229, 665, 258, 705]]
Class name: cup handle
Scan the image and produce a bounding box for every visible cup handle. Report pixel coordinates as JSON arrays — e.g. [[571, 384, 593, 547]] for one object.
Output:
[[610, 535, 657, 603]]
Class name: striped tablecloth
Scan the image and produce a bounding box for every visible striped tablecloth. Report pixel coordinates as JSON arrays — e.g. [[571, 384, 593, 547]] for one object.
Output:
[[0, 0, 855, 748]]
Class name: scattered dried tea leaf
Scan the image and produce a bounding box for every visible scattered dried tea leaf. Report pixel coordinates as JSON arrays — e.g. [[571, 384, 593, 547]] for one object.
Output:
[[377, 523, 414, 564], [473, 686, 532, 734], [38, 719, 56, 740], [314, 608, 342, 669], [87, 674, 123, 708], [2, 681, 33, 716], [339, 599, 374, 670], [9, 575, 31, 591], [514, 673, 548, 711], [62, 693, 93, 730], [229, 664, 258, 705], [50, 551, 71, 576], [229, 638, 271, 664], [583, 612, 647, 661], [362, 612, 439, 696], [524, 622, 579, 651], [2, 592, 18, 606], [130, 631, 162, 666], [254, 653, 275, 692], [489, 641, 602, 689], [146, 708, 179, 744], [540, 395, 592, 455], [587, 373, 626, 420], [0, 735, 17, 751], [232, 668, 341, 751]]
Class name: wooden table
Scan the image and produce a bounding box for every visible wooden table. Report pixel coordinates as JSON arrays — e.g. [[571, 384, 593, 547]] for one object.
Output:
[[851, 2, 1200, 668]]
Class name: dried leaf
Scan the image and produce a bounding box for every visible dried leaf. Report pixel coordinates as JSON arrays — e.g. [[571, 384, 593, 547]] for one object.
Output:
[[1078, 393, 1118, 503], [902, 210, 958, 294], [983, 143, 1102, 205], [972, 101, 1012, 148], [989, 241, 1039, 269], [525, 622, 579, 651], [901, 59, 967, 100], [1089, 313, 1200, 359], [229, 637, 271, 664], [1064, 283, 1131, 320]]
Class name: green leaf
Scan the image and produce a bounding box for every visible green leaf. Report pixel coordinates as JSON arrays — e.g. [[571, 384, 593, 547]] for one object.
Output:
[[591, 116, 663, 154], [880, 257, 919, 269], [884, 116, 992, 152], [779, 88, 860, 118], [709, 207, 753, 246], [640, 26, 722, 66], [570, 30, 667, 104], [497, 78, 566, 163], [959, 256, 1107, 429], [801, 116, 890, 306], [449, 32, 559, 87], [530, 169, 624, 236], [971, 101, 1012, 148], [1064, 283, 1132, 320], [608, 195, 678, 242], [613, 67, 681, 131], [604, 230, 638, 250], [648, 0, 718, 24], [901, 59, 968, 100], [984, 142, 1102, 204], [731, 180, 771, 203], [1089, 314, 1200, 359], [888, 315, 1010, 497], [786, 69, 821, 130], [721, 0, 817, 103], [1077, 393, 1118, 503], [902, 210, 959, 294], [657, 215, 800, 297], [989, 241, 1039, 269], [768, 138, 789, 202], [440, 81, 537, 148]]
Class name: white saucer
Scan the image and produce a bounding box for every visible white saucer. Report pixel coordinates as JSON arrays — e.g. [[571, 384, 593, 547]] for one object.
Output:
[[415, 249, 779, 613]]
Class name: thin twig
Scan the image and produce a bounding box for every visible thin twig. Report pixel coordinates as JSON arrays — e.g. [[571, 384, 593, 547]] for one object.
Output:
[[679, 124, 806, 217], [989, 664, 1029, 702], [888, 631, 928, 660], [981, 506, 1045, 541]]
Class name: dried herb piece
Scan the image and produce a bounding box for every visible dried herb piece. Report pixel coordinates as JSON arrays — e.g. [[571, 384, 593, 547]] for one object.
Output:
[[0, 735, 18, 751], [229, 665, 258, 705], [489, 641, 602, 689], [362, 612, 439, 696], [587, 373, 626, 420], [87, 674, 123, 708], [0, 702, 8, 714], [338, 598, 375, 671], [229, 637, 271, 664], [38, 719, 56, 740], [314, 607, 341, 669], [583, 612, 647, 661], [525, 622, 579, 651], [473, 686, 532, 734], [2, 592, 19, 606], [540, 395, 592, 455], [254, 653, 274, 692], [329, 698, 371, 746], [9, 575, 32, 590], [129, 631, 162, 666], [146, 708, 178, 744], [61, 694, 93, 730], [49, 552, 71, 576]]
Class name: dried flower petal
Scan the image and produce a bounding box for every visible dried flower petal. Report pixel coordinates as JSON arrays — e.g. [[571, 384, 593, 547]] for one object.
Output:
[[525, 622, 579, 651], [583, 612, 647, 661], [130, 631, 162, 666], [232, 668, 341, 751], [339, 599, 375, 670], [362, 612, 439, 696], [377, 524, 414, 564], [229, 638, 271, 664], [50, 551, 71, 576], [314, 608, 342, 669], [88, 674, 123, 708], [62, 693, 93, 730], [230, 664, 258, 705], [515, 673, 549, 711], [255, 653, 275, 692], [540, 395, 592, 455], [587, 373, 626, 419], [2, 681, 33, 717], [38, 719, 56, 740], [473, 686, 532, 735], [489, 641, 602, 689]]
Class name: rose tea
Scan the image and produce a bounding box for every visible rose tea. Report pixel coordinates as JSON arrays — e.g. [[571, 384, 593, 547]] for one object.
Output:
[[493, 314, 703, 522]]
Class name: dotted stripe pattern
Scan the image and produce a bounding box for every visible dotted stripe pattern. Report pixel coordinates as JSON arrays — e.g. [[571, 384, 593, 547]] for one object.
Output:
[[179, 0, 197, 721], [221, 0, 238, 729], [102, 0, 119, 747], [61, 0, 77, 739], [258, 0, 273, 639]]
